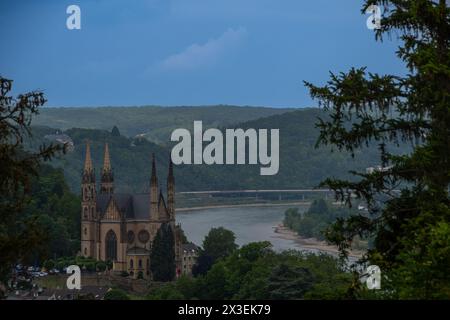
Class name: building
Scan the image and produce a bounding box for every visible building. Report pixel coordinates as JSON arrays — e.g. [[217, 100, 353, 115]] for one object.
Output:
[[181, 243, 199, 276], [80, 142, 185, 279]]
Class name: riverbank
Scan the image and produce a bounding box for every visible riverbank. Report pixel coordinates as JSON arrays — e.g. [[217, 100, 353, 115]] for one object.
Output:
[[273, 224, 364, 259], [177, 201, 311, 212]]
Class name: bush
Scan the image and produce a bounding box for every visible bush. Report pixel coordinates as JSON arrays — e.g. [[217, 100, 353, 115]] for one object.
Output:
[[83, 262, 96, 272], [104, 289, 130, 300], [96, 261, 107, 272], [43, 259, 55, 270], [56, 261, 66, 271]]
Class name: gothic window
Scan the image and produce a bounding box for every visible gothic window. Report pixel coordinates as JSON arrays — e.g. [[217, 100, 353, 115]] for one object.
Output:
[[84, 228, 87, 236], [84, 247, 87, 255], [91, 207, 95, 219], [138, 259, 142, 268], [83, 207, 88, 219], [130, 259, 133, 269], [105, 230, 117, 261], [138, 230, 150, 243], [127, 231, 135, 244]]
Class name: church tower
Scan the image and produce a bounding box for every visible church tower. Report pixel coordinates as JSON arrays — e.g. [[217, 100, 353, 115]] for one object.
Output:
[[81, 141, 97, 258], [100, 143, 114, 195], [150, 153, 159, 220], [167, 156, 175, 221]]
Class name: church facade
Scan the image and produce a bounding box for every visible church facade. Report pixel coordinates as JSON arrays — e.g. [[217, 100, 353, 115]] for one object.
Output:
[[80, 142, 184, 279]]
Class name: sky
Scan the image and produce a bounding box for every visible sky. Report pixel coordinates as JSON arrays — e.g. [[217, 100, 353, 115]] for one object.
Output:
[[0, 0, 405, 108]]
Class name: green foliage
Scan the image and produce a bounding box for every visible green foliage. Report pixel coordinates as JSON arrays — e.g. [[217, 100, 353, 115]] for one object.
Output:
[[23, 165, 81, 262], [284, 200, 361, 242], [193, 227, 237, 276], [96, 261, 107, 272], [0, 77, 64, 291], [202, 227, 238, 262], [150, 223, 176, 282], [304, 0, 450, 298], [267, 264, 315, 299], [33, 106, 291, 144], [28, 107, 407, 195], [148, 241, 352, 300], [43, 259, 55, 270], [104, 289, 130, 300], [111, 125, 120, 137]]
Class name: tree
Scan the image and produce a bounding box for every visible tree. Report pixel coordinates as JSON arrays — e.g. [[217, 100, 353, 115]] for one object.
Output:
[[150, 223, 176, 282], [43, 259, 55, 270], [0, 77, 63, 297], [111, 125, 121, 137], [96, 261, 107, 272], [193, 227, 238, 276], [304, 0, 450, 298], [267, 264, 315, 300], [202, 227, 238, 262]]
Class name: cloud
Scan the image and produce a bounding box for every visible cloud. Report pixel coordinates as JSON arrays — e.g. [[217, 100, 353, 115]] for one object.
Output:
[[158, 27, 248, 71]]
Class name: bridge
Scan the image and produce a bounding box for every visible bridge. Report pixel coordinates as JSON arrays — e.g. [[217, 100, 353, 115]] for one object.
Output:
[[178, 189, 336, 201], [179, 189, 333, 194]]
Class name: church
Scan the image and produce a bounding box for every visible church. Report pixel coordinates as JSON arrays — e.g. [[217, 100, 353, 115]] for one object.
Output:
[[80, 142, 186, 279]]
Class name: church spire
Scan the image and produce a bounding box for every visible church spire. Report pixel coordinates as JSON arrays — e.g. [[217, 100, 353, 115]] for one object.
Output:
[[82, 141, 95, 184], [100, 142, 114, 195], [150, 153, 158, 219], [81, 142, 97, 259], [151, 153, 158, 184], [102, 143, 111, 172], [167, 155, 175, 220], [84, 141, 93, 173]]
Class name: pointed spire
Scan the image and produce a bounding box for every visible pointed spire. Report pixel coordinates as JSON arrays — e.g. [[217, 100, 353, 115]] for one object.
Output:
[[102, 143, 111, 172], [168, 155, 174, 181], [167, 153, 175, 220], [150, 153, 159, 219], [151, 153, 158, 184], [84, 141, 93, 172], [100, 142, 114, 194]]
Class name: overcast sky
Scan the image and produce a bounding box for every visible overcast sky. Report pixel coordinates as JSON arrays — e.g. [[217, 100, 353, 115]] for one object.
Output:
[[0, 0, 405, 107]]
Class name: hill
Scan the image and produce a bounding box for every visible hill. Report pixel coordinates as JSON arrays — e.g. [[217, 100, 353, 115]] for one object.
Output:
[[33, 105, 293, 144], [29, 108, 409, 194]]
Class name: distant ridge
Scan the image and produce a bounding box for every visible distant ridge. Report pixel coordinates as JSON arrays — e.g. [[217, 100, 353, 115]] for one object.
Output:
[[34, 105, 295, 144]]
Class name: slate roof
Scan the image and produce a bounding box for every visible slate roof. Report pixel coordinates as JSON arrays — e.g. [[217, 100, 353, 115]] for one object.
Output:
[[182, 243, 199, 252], [96, 193, 153, 220]]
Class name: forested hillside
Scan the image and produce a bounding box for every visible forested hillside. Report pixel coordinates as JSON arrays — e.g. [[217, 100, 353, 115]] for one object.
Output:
[[29, 108, 409, 194], [33, 105, 293, 144]]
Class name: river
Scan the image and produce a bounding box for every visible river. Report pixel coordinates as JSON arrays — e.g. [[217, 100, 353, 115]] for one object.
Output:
[[177, 205, 310, 251]]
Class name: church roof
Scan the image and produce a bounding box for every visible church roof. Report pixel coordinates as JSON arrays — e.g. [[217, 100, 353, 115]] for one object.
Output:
[[96, 193, 156, 220]]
